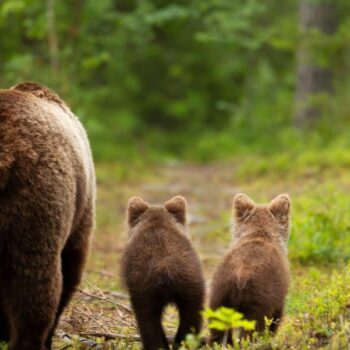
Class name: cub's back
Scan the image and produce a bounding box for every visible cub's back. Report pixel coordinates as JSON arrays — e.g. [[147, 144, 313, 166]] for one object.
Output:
[[215, 239, 289, 307], [123, 224, 201, 290]]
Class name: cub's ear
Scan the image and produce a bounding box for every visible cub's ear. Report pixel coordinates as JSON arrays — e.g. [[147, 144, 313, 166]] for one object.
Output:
[[127, 197, 149, 228], [164, 196, 187, 225], [233, 193, 255, 222], [269, 194, 291, 234]]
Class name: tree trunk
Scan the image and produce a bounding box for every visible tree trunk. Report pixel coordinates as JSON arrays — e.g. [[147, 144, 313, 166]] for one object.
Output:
[[47, 0, 59, 72], [294, 0, 337, 128]]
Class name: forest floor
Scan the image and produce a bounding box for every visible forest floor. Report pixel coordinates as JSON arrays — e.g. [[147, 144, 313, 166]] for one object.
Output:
[[53, 158, 350, 350]]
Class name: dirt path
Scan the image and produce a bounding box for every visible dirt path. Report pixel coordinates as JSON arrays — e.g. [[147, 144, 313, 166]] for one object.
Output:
[[92, 161, 243, 270], [140, 162, 240, 223], [138, 162, 243, 271]]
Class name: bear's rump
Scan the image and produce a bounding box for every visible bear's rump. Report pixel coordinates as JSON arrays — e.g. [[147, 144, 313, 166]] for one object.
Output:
[[0, 89, 94, 255]]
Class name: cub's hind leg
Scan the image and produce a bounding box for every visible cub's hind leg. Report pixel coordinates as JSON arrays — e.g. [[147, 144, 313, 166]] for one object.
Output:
[[131, 297, 169, 350], [269, 308, 283, 333], [173, 280, 204, 350], [0, 308, 10, 343], [209, 283, 232, 346], [174, 300, 203, 349]]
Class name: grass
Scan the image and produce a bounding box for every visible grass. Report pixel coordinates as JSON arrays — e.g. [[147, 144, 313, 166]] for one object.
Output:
[[236, 147, 350, 182], [3, 145, 350, 349], [184, 264, 350, 350], [290, 187, 350, 264]]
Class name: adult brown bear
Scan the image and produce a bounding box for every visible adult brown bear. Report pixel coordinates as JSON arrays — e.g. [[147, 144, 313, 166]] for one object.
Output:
[[0, 82, 96, 350]]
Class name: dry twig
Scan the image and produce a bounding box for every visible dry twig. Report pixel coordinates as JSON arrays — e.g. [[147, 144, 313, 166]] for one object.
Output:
[[78, 289, 133, 314]]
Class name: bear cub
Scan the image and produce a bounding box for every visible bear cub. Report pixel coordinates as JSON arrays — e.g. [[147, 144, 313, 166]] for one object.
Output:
[[121, 196, 205, 350], [209, 193, 291, 345]]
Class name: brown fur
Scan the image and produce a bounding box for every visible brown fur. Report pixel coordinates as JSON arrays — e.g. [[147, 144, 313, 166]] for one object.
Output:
[[0, 82, 96, 350], [209, 194, 291, 345], [121, 196, 205, 350]]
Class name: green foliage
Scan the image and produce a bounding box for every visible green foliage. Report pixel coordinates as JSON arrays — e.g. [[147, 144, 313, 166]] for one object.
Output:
[[290, 187, 350, 264], [179, 334, 203, 350], [202, 307, 255, 348], [281, 264, 350, 349], [2, 0, 350, 161], [203, 306, 256, 332], [236, 138, 350, 181]]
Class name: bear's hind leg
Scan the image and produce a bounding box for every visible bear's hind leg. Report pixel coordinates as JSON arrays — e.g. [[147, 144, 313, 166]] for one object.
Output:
[[7, 262, 62, 350], [45, 208, 92, 348]]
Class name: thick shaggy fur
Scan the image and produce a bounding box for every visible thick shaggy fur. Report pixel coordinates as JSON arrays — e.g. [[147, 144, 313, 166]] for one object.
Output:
[[121, 196, 205, 350], [0, 82, 96, 350], [209, 194, 291, 345]]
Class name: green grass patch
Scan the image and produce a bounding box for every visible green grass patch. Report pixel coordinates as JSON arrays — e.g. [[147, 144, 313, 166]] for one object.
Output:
[[290, 187, 350, 264], [236, 146, 350, 181]]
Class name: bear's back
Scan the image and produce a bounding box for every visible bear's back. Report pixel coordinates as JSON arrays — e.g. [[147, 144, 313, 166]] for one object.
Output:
[[0, 83, 91, 170], [0, 83, 95, 249]]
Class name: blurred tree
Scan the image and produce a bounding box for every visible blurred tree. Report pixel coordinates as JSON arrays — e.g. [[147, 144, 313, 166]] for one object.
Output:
[[46, 0, 59, 72], [294, 0, 337, 128]]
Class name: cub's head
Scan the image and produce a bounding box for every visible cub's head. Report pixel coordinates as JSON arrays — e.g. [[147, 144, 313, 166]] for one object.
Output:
[[233, 193, 291, 241], [126, 195, 187, 231]]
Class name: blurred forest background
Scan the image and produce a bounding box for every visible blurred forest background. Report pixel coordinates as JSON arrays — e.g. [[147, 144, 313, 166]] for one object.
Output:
[[1, 0, 350, 162]]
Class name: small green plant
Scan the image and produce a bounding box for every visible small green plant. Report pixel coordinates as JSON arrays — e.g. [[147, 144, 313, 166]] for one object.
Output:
[[179, 333, 203, 350], [202, 307, 256, 347]]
